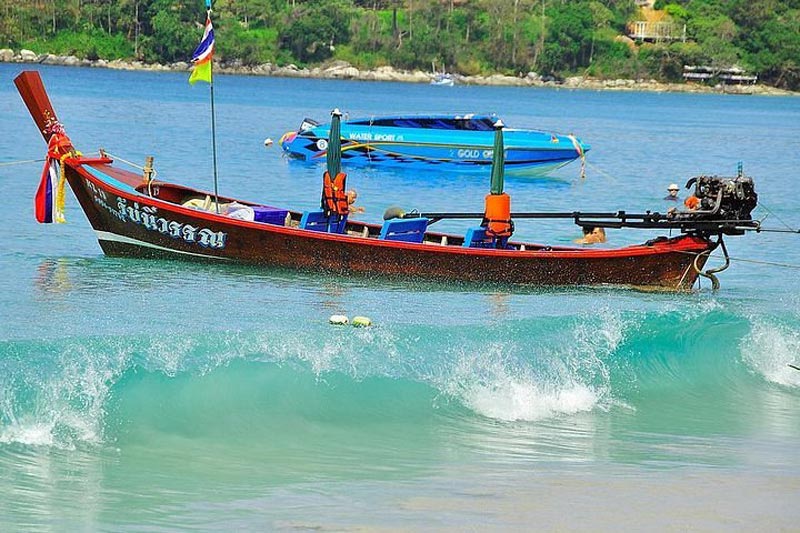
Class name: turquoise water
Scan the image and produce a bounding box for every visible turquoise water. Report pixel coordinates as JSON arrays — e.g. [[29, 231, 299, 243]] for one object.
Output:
[[1, 64, 799, 529]]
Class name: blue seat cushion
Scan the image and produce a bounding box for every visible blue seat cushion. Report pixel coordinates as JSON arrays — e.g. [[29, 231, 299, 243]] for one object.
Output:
[[300, 211, 347, 233], [463, 227, 490, 247], [253, 206, 289, 225], [379, 217, 429, 243], [463, 226, 510, 248]]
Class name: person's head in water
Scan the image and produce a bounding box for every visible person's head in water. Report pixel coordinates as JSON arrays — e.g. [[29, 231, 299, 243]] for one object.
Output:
[[665, 183, 680, 200], [575, 226, 606, 245]]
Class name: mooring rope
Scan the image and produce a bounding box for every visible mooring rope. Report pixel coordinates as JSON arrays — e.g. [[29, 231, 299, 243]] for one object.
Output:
[[99, 149, 158, 184], [567, 134, 587, 180], [676, 248, 800, 270], [583, 159, 620, 183], [0, 158, 45, 167], [98, 150, 145, 171], [756, 201, 798, 233], [725, 256, 800, 270], [672, 247, 730, 291]]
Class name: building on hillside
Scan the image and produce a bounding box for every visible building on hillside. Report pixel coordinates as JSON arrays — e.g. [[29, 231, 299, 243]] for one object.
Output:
[[628, 3, 686, 42], [683, 66, 757, 85], [629, 20, 686, 42]]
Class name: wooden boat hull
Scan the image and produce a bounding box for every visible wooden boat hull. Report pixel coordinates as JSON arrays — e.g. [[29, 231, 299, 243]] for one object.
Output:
[[65, 159, 712, 290]]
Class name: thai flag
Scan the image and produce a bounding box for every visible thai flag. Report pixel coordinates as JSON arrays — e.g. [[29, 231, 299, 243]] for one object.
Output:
[[189, 14, 215, 85], [34, 158, 61, 223]]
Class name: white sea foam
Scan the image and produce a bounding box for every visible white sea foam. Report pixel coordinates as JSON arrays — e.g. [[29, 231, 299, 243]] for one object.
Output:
[[439, 311, 626, 422], [657, 297, 724, 321], [146, 336, 195, 376], [265, 329, 341, 376], [461, 362, 599, 422], [0, 339, 133, 448], [0, 422, 55, 446], [262, 323, 405, 381], [213, 312, 629, 423], [741, 321, 800, 388]]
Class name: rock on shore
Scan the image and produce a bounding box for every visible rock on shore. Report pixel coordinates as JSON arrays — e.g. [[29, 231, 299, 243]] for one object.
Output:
[[0, 48, 793, 96]]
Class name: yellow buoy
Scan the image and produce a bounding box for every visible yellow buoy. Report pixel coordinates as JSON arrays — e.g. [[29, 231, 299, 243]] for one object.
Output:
[[352, 316, 372, 327], [329, 314, 349, 325]]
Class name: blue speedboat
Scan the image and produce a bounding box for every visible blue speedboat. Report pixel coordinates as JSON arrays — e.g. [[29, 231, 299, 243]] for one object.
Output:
[[279, 114, 589, 176]]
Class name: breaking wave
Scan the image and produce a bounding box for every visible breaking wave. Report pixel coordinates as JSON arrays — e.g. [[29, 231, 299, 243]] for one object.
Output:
[[0, 305, 798, 449]]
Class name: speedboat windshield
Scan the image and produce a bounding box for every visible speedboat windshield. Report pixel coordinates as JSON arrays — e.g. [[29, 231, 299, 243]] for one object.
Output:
[[346, 115, 496, 131]]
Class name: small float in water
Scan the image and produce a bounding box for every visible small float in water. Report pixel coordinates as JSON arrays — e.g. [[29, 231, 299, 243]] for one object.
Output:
[[279, 114, 589, 177]]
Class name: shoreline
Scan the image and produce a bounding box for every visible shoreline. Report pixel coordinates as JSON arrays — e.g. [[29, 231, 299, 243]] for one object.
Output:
[[1, 48, 795, 97]]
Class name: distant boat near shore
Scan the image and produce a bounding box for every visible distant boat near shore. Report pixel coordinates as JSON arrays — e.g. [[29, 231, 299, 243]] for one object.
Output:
[[431, 73, 455, 86], [279, 114, 590, 176]]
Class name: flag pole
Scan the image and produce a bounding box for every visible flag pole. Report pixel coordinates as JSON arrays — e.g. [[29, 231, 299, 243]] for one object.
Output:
[[206, 0, 220, 213], [209, 55, 219, 213]]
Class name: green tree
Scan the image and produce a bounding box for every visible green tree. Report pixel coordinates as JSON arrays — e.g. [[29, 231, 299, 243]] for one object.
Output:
[[541, 0, 594, 74], [141, 0, 201, 63], [280, 0, 353, 63], [0, 0, 797, 89], [480, 0, 535, 72]]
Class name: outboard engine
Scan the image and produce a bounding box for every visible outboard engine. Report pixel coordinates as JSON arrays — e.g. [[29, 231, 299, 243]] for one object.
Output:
[[685, 174, 758, 221]]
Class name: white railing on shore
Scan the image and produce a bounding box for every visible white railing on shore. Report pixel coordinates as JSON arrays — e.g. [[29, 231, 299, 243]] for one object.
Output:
[[683, 65, 758, 85], [628, 21, 686, 42]]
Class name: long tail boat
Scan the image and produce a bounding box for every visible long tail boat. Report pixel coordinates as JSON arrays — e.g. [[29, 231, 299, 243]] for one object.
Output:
[[15, 71, 764, 291]]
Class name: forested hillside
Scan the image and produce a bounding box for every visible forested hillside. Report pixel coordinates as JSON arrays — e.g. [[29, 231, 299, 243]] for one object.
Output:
[[1, 0, 797, 89]]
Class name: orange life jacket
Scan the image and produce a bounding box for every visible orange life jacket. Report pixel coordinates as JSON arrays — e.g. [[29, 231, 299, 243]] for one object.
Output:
[[321, 171, 349, 217], [483, 193, 513, 238], [684, 195, 700, 210]]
